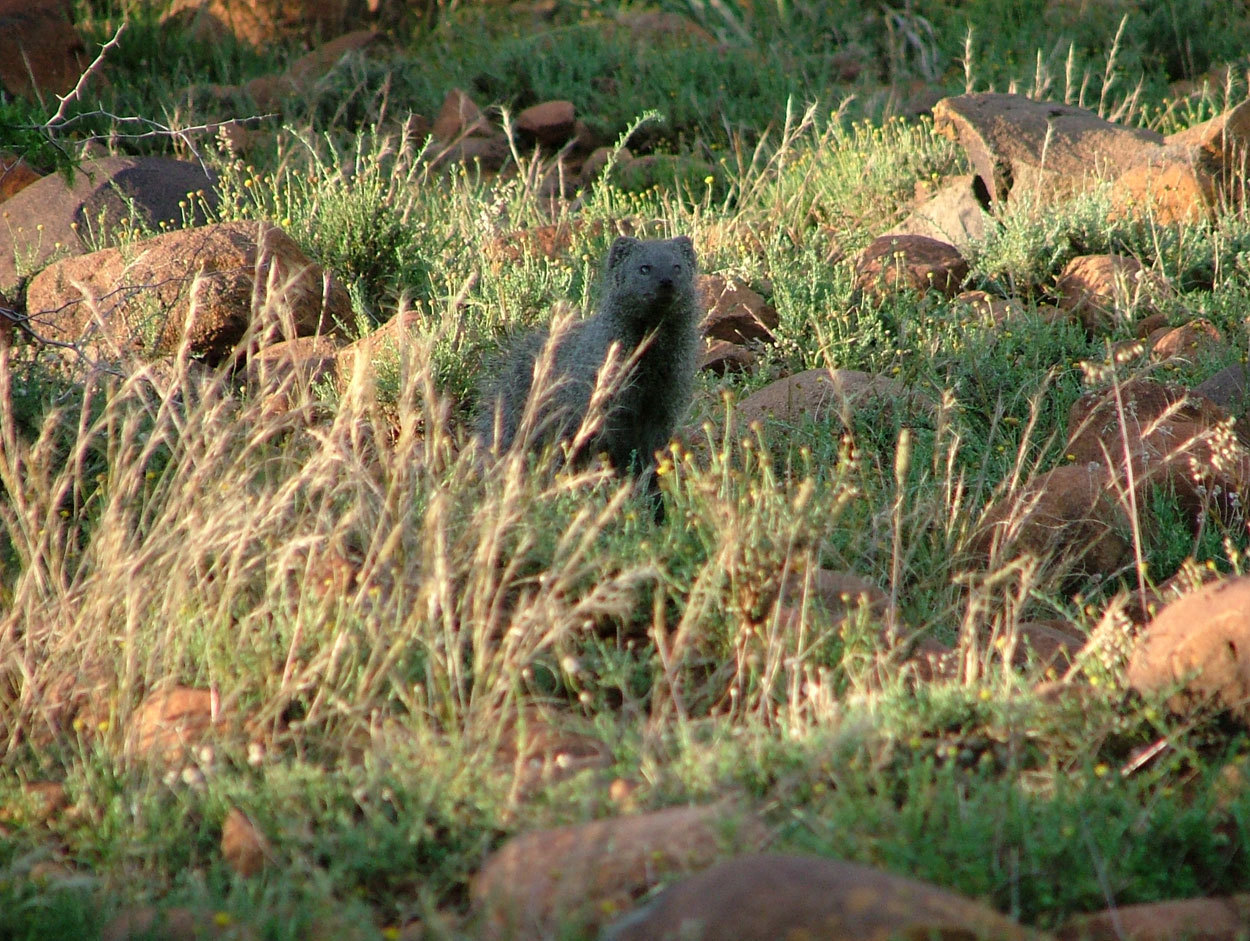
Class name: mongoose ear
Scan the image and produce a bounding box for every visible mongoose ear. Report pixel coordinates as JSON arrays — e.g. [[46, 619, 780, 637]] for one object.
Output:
[[608, 236, 641, 269], [671, 235, 696, 266]]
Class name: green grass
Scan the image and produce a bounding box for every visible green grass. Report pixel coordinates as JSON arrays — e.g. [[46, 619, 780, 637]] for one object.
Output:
[[5, 1, 1250, 938]]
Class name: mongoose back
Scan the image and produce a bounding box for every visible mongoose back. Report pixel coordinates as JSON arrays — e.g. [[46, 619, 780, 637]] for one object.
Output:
[[476, 235, 700, 475]]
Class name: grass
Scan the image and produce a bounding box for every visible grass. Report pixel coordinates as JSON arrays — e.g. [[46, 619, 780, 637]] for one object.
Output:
[[4, 0, 1250, 938]]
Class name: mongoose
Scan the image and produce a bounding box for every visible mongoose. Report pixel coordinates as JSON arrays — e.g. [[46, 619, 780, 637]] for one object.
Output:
[[476, 235, 700, 477]]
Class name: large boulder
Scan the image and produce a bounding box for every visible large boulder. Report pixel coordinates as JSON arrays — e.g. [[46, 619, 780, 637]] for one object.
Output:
[[1127, 576, 1250, 726], [1065, 379, 1250, 527], [0, 156, 218, 294], [932, 93, 1163, 207], [470, 804, 767, 940], [970, 463, 1132, 580], [603, 853, 1045, 941], [0, 0, 87, 100], [25, 221, 351, 365]]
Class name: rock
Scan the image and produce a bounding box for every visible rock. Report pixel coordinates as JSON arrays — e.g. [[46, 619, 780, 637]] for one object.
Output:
[[494, 711, 613, 797], [242, 29, 383, 111], [428, 134, 511, 172], [243, 335, 341, 411], [1053, 254, 1171, 333], [25, 220, 350, 366], [335, 308, 421, 384], [853, 234, 969, 299], [0, 781, 68, 825], [699, 338, 755, 375], [221, 807, 270, 877], [1127, 575, 1250, 725], [697, 274, 778, 344], [0, 0, 87, 100], [0, 156, 219, 294], [0, 153, 41, 203], [733, 368, 922, 429], [161, 0, 370, 46], [970, 463, 1132, 579], [1125, 559, 1222, 624], [1109, 150, 1214, 225], [432, 87, 491, 142], [1058, 895, 1250, 940], [1194, 363, 1250, 415], [954, 290, 1024, 326], [1149, 319, 1222, 363], [1065, 378, 1250, 526], [932, 93, 1163, 207], [614, 10, 717, 46], [102, 907, 203, 941], [887, 174, 991, 251], [128, 686, 216, 764], [471, 804, 768, 940], [782, 568, 889, 621], [1166, 99, 1250, 210], [515, 100, 576, 149], [614, 155, 722, 195], [1010, 621, 1085, 670], [602, 853, 1043, 941]]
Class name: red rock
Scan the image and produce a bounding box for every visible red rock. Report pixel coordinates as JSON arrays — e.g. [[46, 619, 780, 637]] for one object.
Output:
[[0, 153, 41, 203], [1053, 254, 1172, 333], [1057, 894, 1250, 940], [221, 807, 270, 877], [733, 368, 923, 429], [1127, 576, 1250, 726], [699, 338, 755, 375], [472, 804, 768, 940], [432, 87, 490, 142], [1149, 319, 1222, 362], [932, 93, 1162, 207], [0, 0, 87, 100], [0, 156, 218, 294], [854, 234, 969, 299], [515, 100, 576, 149], [697, 274, 778, 344], [971, 463, 1132, 579], [887, 174, 990, 250], [128, 687, 216, 764], [25, 221, 350, 366]]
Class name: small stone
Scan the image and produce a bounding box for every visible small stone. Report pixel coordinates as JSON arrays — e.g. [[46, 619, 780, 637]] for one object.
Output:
[[1149, 319, 1222, 362], [128, 687, 216, 764], [699, 338, 755, 375]]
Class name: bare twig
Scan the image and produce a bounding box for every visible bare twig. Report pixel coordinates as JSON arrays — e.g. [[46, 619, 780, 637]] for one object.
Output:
[[46, 23, 127, 129]]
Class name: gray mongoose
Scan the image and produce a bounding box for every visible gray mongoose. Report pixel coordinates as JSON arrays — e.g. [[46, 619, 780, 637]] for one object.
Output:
[[476, 235, 700, 477]]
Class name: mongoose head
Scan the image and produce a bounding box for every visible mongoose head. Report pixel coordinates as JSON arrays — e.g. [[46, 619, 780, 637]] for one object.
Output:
[[605, 236, 698, 329]]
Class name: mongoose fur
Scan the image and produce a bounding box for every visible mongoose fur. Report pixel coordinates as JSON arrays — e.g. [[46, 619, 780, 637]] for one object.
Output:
[[476, 235, 700, 475]]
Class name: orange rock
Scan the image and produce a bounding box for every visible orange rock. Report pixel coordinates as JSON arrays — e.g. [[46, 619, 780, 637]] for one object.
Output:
[[1053, 255, 1171, 333], [0, 153, 41, 203], [970, 463, 1132, 579], [1127, 576, 1250, 726], [128, 686, 216, 764]]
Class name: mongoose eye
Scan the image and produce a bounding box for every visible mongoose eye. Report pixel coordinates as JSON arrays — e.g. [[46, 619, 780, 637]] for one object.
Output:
[[639, 264, 651, 274]]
